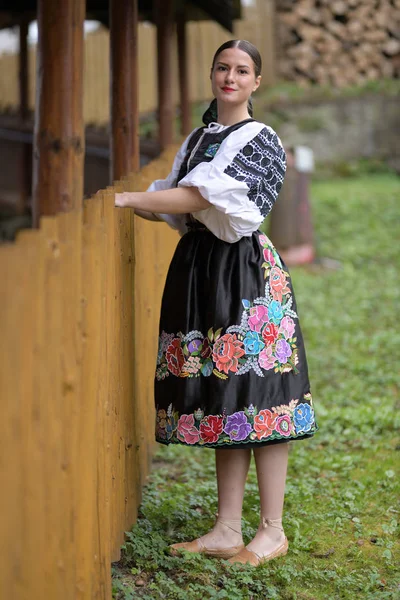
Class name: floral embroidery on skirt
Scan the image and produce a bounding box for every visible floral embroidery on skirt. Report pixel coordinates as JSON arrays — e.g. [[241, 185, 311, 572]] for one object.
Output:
[[154, 228, 317, 448], [156, 234, 299, 381], [156, 393, 316, 447]]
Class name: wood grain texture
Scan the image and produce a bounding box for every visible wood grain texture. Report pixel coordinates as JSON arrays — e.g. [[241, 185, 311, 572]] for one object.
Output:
[[110, 0, 140, 181], [156, 0, 175, 149], [32, 0, 85, 225], [0, 146, 179, 598]]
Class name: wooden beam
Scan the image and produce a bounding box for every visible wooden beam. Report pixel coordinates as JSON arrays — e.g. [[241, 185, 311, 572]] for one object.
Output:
[[19, 18, 29, 125], [32, 0, 85, 227], [177, 12, 192, 136], [155, 0, 175, 150], [110, 0, 139, 182], [18, 16, 31, 216]]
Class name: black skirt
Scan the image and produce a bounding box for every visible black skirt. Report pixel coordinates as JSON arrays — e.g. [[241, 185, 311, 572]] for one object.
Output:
[[154, 221, 318, 449]]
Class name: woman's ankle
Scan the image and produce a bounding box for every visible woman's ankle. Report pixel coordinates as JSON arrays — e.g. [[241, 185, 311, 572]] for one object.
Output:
[[211, 519, 243, 544], [217, 516, 242, 532], [256, 517, 285, 539]]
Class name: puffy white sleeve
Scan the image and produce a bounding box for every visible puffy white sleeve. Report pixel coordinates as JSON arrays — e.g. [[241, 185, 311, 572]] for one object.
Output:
[[178, 121, 286, 243], [147, 128, 200, 236]]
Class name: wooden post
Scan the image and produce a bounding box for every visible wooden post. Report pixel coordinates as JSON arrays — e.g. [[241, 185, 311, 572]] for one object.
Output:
[[18, 16, 31, 216], [177, 12, 191, 136], [269, 151, 297, 249], [269, 148, 316, 266], [155, 0, 175, 149], [110, 0, 140, 182], [32, 0, 85, 227]]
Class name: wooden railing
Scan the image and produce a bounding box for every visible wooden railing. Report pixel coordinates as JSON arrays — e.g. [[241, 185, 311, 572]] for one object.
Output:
[[0, 147, 180, 599]]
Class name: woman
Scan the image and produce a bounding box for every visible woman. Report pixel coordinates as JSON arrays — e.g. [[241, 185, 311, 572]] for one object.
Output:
[[115, 40, 317, 567]]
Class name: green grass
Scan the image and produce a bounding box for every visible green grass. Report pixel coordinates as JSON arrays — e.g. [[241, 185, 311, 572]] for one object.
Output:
[[112, 174, 400, 599], [255, 78, 400, 108]]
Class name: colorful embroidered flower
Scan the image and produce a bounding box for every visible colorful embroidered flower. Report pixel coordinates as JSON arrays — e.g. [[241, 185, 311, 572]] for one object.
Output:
[[156, 364, 169, 381], [258, 345, 276, 370], [279, 316, 296, 340], [200, 359, 213, 377], [253, 409, 277, 440], [166, 338, 185, 376], [182, 356, 202, 374], [259, 234, 269, 246], [156, 409, 168, 439], [243, 331, 265, 355], [157, 338, 163, 364], [304, 392, 313, 405], [158, 398, 316, 445], [177, 414, 200, 444], [268, 300, 284, 325], [194, 408, 204, 421], [293, 403, 315, 434], [204, 143, 220, 158], [270, 266, 290, 302], [200, 338, 212, 359], [166, 414, 178, 440], [157, 409, 167, 428], [275, 339, 292, 364], [248, 305, 269, 333], [275, 415, 293, 437], [262, 322, 279, 345], [263, 248, 276, 266], [160, 331, 175, 353], [157, 427, 167, 440], [212, 333, 245, 374], [188, 338, 203, 353], [199, 415, 224, 443], [224, 411, 252, 441]]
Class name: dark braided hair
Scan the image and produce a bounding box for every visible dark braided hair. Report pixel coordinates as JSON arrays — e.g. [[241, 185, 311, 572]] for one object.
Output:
[[202, 40, 262, 126]]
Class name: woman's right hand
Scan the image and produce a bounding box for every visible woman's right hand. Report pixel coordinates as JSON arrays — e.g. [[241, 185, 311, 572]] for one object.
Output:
[[115, 192, 129, 208]]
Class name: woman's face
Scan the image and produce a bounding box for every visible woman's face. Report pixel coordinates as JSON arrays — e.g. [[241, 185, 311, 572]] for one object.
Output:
[[210, 47, 261, 110]]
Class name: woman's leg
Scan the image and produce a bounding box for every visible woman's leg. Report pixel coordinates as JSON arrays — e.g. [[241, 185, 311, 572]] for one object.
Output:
[[216, 447, 251, 519], [245, 442, 289, 556], [180, 448, 251, 550], [170, 447, 252, 555]]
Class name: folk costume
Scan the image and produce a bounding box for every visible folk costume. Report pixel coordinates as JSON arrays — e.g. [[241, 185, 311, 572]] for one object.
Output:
[[148, 118, 317, 449]]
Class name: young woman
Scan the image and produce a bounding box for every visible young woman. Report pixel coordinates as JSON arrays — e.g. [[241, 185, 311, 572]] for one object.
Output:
[[115, 40, 317, 566]]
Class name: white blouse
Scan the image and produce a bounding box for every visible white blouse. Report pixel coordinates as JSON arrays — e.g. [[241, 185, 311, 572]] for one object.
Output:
[[147, 120, 286, 243]]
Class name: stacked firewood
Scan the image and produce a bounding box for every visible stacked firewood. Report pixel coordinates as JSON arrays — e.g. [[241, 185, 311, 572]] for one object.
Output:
[[276, 0, 400, 87]]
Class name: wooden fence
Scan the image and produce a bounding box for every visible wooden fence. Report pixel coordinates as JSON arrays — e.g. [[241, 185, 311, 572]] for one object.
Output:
[[0, 147, 180, 599], [0, 0, 276, 124]]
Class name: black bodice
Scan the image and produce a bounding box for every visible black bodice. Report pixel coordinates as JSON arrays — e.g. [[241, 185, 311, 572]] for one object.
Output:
[[175, 118, 255, 185]]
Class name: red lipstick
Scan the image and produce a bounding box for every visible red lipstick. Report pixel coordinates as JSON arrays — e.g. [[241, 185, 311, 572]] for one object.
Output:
[[222, 86, 235, 92]]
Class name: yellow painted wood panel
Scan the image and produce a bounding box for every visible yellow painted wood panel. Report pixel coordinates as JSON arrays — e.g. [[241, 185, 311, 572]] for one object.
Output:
[[0, 146, 179, 598], [56, 208, 84, 598]]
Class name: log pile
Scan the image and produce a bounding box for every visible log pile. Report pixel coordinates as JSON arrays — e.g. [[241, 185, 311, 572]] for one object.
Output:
[[276, 0, 400, 87]]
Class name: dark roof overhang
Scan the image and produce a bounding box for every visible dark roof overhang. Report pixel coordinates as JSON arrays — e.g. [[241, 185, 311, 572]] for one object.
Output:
[[0, 1, 241, 33]]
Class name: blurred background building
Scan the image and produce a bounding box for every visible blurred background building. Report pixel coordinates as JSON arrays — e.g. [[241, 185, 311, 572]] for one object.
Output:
[[0, 0, 398, 223]]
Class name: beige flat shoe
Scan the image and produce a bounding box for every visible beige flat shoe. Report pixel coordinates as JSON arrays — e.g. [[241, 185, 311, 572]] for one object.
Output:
[[227, 517, 289, 567], [169, 537, 245, 559], [169, 513, 245, 560]]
